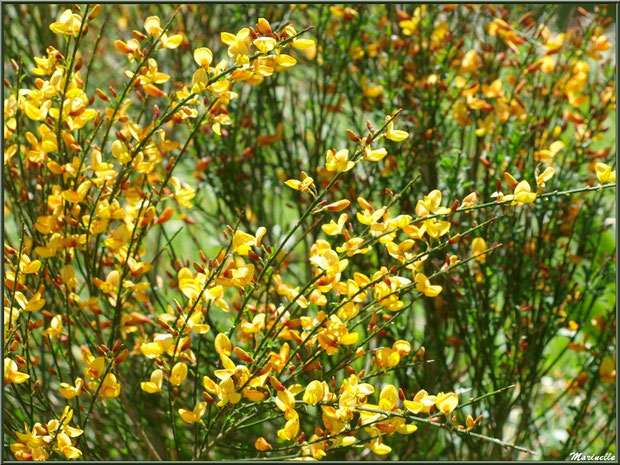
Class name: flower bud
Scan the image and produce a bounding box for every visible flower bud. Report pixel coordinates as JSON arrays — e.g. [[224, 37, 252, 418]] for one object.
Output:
[[234, 347, 253, 363], [268, 375, 285, 391], [114, 348, 129, 364], [325, 199, 350, 212], [346, 129, 360, 142]]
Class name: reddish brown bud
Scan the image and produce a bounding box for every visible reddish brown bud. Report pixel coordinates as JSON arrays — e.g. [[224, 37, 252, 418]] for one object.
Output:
[[448, 233, 461, 245], [114, 348, 129, 364], [234, 347, 254, 363], [346, 129, 360, 142], [112, 339, 122, 353], [269, 375, 285, 392]]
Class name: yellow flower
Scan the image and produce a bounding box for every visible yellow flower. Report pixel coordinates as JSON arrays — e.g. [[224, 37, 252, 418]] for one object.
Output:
[[144, 16, 163, 36], [399, 12, 421, 36], [404, 389, 437, 414], [361, 76, 383, 98], [277, 411, 300, 441], [466, 414, 476, 431], [161, 33, 183, 49], [98, 373, 121, 399], [535, 141, 564, 163], [460, 50, 480, 73], [322, 213, 348, 236], [231, 264, 255, 287], [170, 177, 196, 208], [233, 227, 267, 255], [56, 431, 83, 459], [141, 369, 164, 394], [215, 333, 233, 356], [303, 380, 325, 406], [179, 402, 207, 424], [15, 291, 46, 312], [221, 28, 252, 63], [416, 190, 451, 217], [435, 392, 459, 415], [363, 145, 388, 162], [513, 180, 537, 204], [384, 117, 409, 142], [392, 340, 411, 357], [472, 237, 487, 262], [415, 273, 442, 297], [536, 167, 555, 188], [60, 378, 85, 399], [49, 9, 83, 36], [4, 358, 30, 384], [376, 347, 400, 368], [326, 149, 355, 172], [83, 354, 105, 380], [368, 436, 392, 455], [115, 38, 142, 62], [274, 54, 297, 69], [255, 436, 272, 451], [19, 256, 42, 274], [193, 47, 213, 68], [421, 218, 451, 239], [595, 163, 616, 184], [285, 171, 315, 192], [291, 38, 315, 50], [253, 37, 277, 54], [170, 362, 188, 386], [42, 315, 63, 338], [140, 334, 173, 359], [336, 237, 370, 257]]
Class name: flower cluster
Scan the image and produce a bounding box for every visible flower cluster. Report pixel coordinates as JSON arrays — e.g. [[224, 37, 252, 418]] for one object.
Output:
[[3, 3, 615, 461]]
